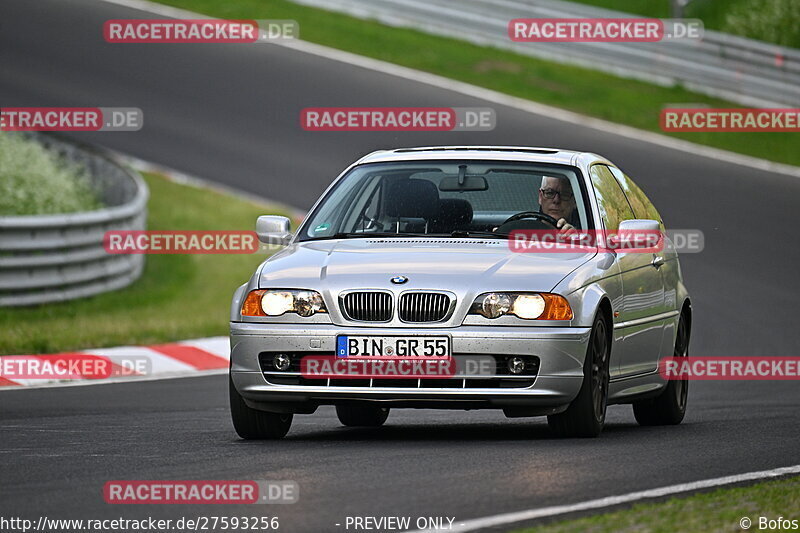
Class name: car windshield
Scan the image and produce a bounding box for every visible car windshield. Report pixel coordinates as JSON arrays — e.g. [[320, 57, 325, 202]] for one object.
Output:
[[298, 160, 591, 241]]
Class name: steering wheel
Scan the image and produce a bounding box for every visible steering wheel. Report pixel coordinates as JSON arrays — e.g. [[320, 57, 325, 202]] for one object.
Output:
[[499, 211, 560, 229]]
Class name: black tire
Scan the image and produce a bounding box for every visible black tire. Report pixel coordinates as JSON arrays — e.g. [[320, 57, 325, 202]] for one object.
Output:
[[336, 404, 390, 427], [633, 312, 689, 426], [548, 312, 611, 438], [229, 376, 293, 439]]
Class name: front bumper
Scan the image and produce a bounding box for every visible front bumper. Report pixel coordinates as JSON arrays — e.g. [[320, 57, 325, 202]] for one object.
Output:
[[230, 322, 591, 412]]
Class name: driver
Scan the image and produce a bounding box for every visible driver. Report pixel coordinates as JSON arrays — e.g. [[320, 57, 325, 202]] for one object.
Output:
[[539, 176, 577, 233]]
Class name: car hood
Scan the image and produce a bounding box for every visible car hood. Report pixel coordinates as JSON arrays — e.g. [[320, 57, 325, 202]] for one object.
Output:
[[259, 238, 595, 294]]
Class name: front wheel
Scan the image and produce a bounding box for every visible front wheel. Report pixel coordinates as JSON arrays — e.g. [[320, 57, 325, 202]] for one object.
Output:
[[547, 312, 610, 438], [229, 376, 293, 439], [633, 312, 689, 426], [336, 404, 390, 427]]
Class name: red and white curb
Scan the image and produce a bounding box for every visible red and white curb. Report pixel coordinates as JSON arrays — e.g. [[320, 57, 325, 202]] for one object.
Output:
[[0, 337, 229, 389]]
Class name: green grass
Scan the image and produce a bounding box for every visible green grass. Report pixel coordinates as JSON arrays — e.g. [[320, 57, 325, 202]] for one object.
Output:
[[561, 0, 800, 47], [0, 172, 290, 355], [153, 0, 799, 167], [514, 475, 800, 533], [721, 0, 800, 48], [0, 133, 101, 215]]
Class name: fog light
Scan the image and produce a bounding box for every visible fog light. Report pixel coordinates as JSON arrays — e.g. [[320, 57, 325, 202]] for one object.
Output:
[[273, 353, 291, 371], [508, 357, 525, 374]]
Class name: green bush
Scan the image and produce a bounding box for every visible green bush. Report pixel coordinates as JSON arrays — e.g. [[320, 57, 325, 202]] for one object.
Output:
[[0, 133, 101, 216], [534, 0, 800, 48], [723, 0, 800, 48]]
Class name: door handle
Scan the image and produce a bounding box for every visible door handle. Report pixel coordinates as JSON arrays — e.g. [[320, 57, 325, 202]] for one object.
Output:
[[652, 255, 665, 268]]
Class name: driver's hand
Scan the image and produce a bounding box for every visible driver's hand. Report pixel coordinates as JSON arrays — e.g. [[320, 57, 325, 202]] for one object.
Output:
[[557, 218, 577, 234]]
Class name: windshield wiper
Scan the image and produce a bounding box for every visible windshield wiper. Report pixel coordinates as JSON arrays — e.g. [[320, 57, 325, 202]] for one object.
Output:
[[305, 232, 447, 241], [449, 230, 509, 239], [348, 232, 445, 238], [304, 231, 509, 242]]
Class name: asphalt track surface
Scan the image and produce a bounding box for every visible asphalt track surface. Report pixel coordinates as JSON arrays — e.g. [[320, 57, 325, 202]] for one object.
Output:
[[2, 0, 800, 531]]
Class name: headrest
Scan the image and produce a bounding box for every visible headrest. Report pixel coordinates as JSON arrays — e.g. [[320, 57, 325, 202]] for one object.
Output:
[[435, 198, 473, 227], [386, 179, 440, 220]]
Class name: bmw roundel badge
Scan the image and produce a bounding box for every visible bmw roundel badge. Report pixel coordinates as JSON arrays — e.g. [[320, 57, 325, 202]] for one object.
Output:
[[390, 276, 408, 285]]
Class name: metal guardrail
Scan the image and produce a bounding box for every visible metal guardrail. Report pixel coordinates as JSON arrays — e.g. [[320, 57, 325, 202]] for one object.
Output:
[[0, 134, 148, 307], [291, 0, 800, 107]]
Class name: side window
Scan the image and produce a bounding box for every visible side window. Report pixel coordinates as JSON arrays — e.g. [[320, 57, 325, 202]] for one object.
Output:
[[608, 166, 663, 226], [589, 165, 634, 231], [310, 174, 382, 237]]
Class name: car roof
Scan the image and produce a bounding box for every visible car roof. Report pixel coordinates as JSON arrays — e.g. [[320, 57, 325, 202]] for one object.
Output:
[[354, 146, 606, 167]]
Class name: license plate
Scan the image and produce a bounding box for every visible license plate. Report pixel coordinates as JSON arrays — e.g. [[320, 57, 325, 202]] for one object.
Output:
[[336, 336, 451, 358]]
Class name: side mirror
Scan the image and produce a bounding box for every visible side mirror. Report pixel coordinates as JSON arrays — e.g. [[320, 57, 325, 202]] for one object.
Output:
[[618, 219, 660, 232], [256, 215, 292, 245], [613, 219, 663, 252]]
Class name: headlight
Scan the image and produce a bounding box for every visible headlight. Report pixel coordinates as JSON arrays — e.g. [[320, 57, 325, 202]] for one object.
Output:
[[262, 291, 295, 316], [469, 292, 572, 320], [511, 294, 546, 319], [480, 292, 511, 318], [293, 291, 326, 317], [241, 289, 327, 317]]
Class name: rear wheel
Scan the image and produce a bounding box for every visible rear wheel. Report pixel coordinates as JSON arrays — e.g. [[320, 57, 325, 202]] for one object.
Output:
[[548, 313, 610, 438], [229, 376, 293, 439], [336, 404, 390, 427], [633, 312, 689, 426]]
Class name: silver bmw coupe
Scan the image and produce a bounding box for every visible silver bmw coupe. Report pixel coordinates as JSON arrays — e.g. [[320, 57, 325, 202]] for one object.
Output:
[[229, 146, 691, 439]]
